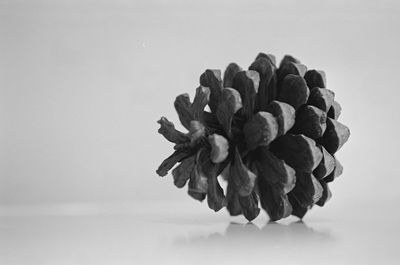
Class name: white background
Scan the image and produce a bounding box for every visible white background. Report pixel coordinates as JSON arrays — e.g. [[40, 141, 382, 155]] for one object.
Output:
[[1, 0, 399, 264]]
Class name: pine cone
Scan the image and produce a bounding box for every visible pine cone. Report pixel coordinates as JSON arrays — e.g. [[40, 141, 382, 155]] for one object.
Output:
[[156, 53, 350, 221]]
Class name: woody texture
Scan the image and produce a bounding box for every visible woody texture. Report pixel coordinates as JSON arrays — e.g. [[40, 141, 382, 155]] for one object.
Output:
[[156, 53, 350, 221]]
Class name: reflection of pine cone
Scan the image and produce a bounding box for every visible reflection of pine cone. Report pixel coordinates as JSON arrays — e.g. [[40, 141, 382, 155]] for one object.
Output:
[[156, 53, 350, 221]]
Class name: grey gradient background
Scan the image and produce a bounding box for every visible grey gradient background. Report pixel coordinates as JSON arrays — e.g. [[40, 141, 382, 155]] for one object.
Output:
[[1, 0, 399, 207], [2, 1, 400, 264]]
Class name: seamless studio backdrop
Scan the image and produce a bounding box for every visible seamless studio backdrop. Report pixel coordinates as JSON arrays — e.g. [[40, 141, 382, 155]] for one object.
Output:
[[1, 0, 400, 252], [1, 0, 398, 208]]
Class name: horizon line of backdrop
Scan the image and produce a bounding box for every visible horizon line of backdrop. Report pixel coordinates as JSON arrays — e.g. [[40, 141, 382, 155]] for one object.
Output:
[[1, 0, 399, 206]]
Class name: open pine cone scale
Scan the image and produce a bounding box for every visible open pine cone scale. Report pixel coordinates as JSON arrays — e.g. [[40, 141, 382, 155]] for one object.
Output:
[[156, 52, 350, 221]]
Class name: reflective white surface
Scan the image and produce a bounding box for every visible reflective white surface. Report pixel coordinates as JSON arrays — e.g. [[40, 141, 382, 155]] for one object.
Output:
[[1, 200, 398, 265]]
